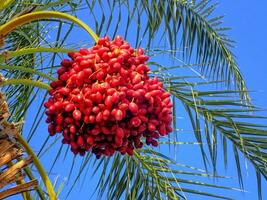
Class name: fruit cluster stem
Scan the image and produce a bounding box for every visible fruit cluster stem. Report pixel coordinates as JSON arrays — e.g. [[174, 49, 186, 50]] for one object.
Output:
[[17, 134, 58, 200], [0, 11, 99, 44], [0, 0, 15, 11]]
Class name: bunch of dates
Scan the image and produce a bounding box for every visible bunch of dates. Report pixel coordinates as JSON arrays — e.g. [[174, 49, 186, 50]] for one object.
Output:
[[44, 36, 173, 158]]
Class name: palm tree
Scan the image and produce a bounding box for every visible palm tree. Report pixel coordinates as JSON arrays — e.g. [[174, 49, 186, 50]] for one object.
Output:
[[0, 0, 266, 199]]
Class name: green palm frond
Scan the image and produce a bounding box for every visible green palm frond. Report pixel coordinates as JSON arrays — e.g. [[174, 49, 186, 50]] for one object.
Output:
[[1, 0, 266, 200], [154, 64, 267, 198], [164, 78, 267, 179], [0, 0, 85, 199], [65, 148, 240, 200], [149, 49, 267, 178], [86, 0, 249, 102]]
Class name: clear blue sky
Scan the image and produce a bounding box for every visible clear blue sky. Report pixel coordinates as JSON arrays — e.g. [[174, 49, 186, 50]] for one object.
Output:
[[10, 1, 267, 200], [222, 0, 267, 108]]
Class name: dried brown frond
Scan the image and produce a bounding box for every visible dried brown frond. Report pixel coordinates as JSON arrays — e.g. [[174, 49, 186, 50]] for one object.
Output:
[[0, 91, 38, 199]]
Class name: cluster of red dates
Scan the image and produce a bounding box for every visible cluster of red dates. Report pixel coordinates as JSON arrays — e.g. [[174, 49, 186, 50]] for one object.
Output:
[[44, 36, 173, 158]]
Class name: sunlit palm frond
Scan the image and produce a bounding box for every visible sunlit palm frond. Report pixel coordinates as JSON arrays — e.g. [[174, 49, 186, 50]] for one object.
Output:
[[64, 148, 240, 200], [154, 62, 267, 197], [0, 0, 85, 199], [86, 0, 249, 102]]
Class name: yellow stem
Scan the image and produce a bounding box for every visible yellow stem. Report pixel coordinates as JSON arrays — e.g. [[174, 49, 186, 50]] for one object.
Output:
[[17, 134, 57, 200], [0, 0, 15, 11], [0, 11, 99, 43]]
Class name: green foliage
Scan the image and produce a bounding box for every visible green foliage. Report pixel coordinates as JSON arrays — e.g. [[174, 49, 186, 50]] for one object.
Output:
[[0, 0, 266, 199], [86, 0, 249, 102]]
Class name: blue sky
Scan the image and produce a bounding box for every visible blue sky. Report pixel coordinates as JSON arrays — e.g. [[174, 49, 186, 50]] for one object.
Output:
[[7, 1, 267, 200], [222, 0, 267, 108]]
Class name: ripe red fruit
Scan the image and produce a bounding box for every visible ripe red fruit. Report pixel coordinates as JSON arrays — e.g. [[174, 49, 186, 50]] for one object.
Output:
[[138, 124, 146, 132], [135, 64, 146, 74], [151, 140, 158, 147], [137, 48, 144, 55], [77, 71, 85, 80], [115, 138, 123, 146], [148, 123, 156, 131], [95, 92, 103, 103], [55, 114, 63, 124], [65, 103, 75, 112], [73, 94, 83, 103], [50, 81, 58, 88], [104, 96, 113, 108], [57, 87, 70, 95], [83, 115, 90, 123], [48, 124, 55, 136], [44, 101, 52, 108], [76, 77, 83, 86], [115, 109, 123, 121], [129, 102, 138, 113], [95, 112, 103, 122], [80, 60, 90, 68], [83, 108, 92, 115], [88, 115, 95, 123], [61, 59, 72, 67], [162, 92, 171, 98], [130, 117, 142, 127], [102, 127, 110, 134], [112, 92, 120, 103], [44, 35, 173, 158], [77, 136, 84, 146], [92, 106, 100, 114], [126, 148, 134, 156], [119, 103, 128, 110], [159, 124, 166, 136], [73, 110, 82, 121], [69, 124, 76, 134], [103, 109, 110, 117], [110, 78, 120, 87], [84, 98, 93, 107], [83, 68, 92, 76], [70, 142, 78, 150], [113, 62, 121, 71], [132, 74, 141, 84], [48, 105, 56, 113], [116, 128, 124, 138], [54, 102, 63, 111], [64, 117, 74, 124], [87, 136, 94, 145]]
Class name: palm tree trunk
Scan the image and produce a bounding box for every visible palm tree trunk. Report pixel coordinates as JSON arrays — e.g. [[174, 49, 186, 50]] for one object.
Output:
[[0, 90, 37, 199]]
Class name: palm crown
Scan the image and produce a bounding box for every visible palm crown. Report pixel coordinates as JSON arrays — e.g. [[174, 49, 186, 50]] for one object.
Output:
[[0, 0, 266, 199]]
